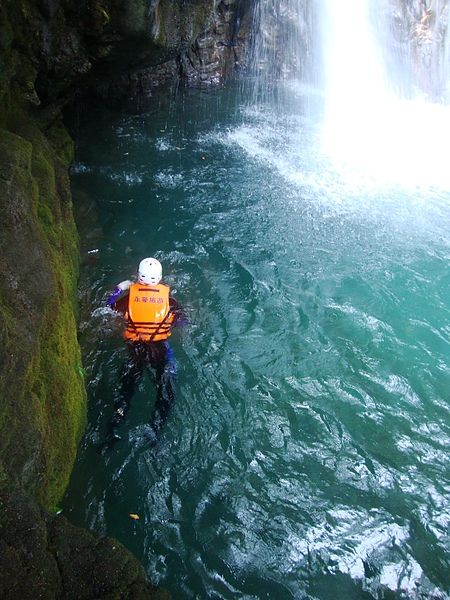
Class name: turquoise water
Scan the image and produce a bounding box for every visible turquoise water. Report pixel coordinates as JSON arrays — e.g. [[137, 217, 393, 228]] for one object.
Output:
[[63, 85, 450, 599]]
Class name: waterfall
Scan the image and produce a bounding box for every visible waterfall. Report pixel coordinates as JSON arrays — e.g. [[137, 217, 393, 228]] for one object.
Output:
[[240, 0, 450, 189], [319, 0, 450, 189], [320, 0, 387, 159]]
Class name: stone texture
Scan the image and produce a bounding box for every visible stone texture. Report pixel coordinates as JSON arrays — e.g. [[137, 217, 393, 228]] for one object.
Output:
[[88, 0, 256, 109], [0, 114, 86, 509], [0, 484, 170, 600], [390, 0, 450, 101]]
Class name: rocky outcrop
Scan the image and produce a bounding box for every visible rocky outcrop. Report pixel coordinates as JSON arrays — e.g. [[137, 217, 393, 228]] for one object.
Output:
[[0, 484, 170, 600], [385, 0, 450, 101], [84, 0, 256, 109]]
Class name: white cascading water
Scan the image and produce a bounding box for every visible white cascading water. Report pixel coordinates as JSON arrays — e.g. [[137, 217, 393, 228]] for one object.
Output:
[[320, 0, 450, 190]]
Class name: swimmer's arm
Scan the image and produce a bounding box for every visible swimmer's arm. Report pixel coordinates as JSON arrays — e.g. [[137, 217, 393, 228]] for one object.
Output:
[[105, 280, 133, 306]]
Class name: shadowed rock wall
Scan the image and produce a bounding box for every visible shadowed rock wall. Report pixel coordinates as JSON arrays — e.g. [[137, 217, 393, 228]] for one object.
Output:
[[82, 0, 255, 109], [0, 485, 171, 599]]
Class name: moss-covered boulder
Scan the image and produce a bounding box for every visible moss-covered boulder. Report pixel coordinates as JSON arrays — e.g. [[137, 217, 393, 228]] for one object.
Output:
[[0, 104, 86, 509], [0, 484, 170, 600]]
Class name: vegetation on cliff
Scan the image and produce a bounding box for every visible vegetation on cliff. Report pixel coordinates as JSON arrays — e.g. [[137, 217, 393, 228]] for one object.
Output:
[[0, 96, 86, 508]]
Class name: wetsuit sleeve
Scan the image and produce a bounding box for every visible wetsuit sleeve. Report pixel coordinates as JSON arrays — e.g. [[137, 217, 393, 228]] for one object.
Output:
[[106, 280, 132, 306], [169, 297, 187, 327]]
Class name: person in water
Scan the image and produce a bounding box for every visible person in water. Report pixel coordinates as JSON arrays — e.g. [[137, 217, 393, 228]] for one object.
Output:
[[101, 257, 186, 450]]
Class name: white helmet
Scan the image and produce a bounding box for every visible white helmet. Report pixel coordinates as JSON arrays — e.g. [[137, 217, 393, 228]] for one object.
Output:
[[137, 257, 162, 285]]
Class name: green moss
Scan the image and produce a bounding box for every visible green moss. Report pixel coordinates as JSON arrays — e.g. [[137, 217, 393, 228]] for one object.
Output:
[[0, 108, 86, 510], [28, 286, 87, 507]]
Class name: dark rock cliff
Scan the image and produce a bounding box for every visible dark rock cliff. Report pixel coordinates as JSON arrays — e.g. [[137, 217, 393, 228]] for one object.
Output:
[[0, 0, 254, 597]]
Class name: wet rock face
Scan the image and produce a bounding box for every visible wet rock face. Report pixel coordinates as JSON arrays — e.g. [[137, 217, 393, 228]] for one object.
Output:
[[89, 0, 255, 108], [79, 0, 217, 75], [0, 484, 170, 600], [1, 0, 248, 106], [387, 0, 449, 100]]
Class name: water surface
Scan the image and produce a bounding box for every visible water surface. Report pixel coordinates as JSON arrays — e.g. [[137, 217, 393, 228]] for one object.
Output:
[[63, 85, 450, 599]]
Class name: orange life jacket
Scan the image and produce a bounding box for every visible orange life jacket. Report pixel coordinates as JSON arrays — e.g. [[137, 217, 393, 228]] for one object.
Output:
[[124, 283, 174, 342]]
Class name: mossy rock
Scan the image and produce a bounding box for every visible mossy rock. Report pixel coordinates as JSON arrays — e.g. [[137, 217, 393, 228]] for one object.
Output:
[[0, 484, 171, 599], [0, 111, 86, 510]]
